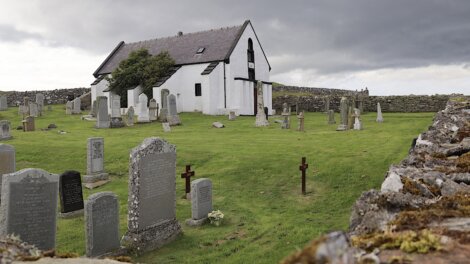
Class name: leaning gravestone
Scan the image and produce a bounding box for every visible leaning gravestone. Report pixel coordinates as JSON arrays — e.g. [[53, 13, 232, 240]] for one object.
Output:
[[0, 120, 12, 141], [121, 137, 181, 253], [72, 97, 81, 114], [137, 93, 150, 123], [83, 137, 109, 189], [255, 81, 269, 127], [0, 95, 7, 111], [127, 106, 135, 126], [336, 97, 348, 131], [29, 102, 39, 117], [85, 192, 120, 257], [65, 101, 73, 115], [328, 110, 336, 124], [59, 170, 84, 218], [166, 94, 181, 126], [186, 178, 212, 226], [96, 96, 110, 128], [149, 99, 157, 122], [35, 93, 44, 116], [0, 144, 15, 202], [0, 168, 59, 251], [376, 102, 384, 123]]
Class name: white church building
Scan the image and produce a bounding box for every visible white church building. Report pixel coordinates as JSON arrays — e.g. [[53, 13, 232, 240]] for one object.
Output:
[[91, 20, 272, 116]]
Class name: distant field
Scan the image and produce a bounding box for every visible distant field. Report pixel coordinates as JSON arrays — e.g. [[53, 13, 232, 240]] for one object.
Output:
[[0, 106, 435, 263]]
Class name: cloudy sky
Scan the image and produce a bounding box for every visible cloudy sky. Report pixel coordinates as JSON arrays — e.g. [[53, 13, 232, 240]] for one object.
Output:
[[1, 0, 469, 95]]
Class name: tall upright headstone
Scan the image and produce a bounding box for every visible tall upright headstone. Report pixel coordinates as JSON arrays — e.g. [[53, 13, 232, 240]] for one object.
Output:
[[353, 108, 363, 130], [336, 97, 348, 131], [35, 93, 44, 116], [159, 90, 169, 122], [59, 170, 84, 218], [65, 101, 73, 115], [149, 99, 158, 122], [0, 144, 15, 201], [127, 106, 135, 126], [376, 102, 384, 123], [281, 103, 290, 129], [91, 100, 98, 117], [121, 137, 181, 253], [110, 94, 124, 128], [324, 96, 330, 113], [0, 168, 59, 251], [72, 97, 81, 114], [186, 178, 212, 226], [255, 81, 269, 127], [348, 106, 354, 129], [0, 95, 7, 111], [137, 93, 150, 123], [166, 94, 181, 126], [83, 137, 109, 189], [29, 102, 39, 117], [96, 96, 110, 128], [0, 120, 12, 140], [85, 192, 120, 257], [328, 110, 336, 124], [297, 111, 305, 132]]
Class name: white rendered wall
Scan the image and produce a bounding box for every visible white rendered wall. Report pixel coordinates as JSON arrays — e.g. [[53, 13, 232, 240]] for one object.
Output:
[[127, 85, 142, 115], [91, 77, 109, 104]]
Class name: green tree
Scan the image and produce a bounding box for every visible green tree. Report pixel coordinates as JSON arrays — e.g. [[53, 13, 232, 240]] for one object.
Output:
[[106, 49, 174, 106]]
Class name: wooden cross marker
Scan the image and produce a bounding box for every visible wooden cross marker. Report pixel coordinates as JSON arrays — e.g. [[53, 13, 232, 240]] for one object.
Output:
[[181, 165, 195, 195], [299, 157, 308, 195]]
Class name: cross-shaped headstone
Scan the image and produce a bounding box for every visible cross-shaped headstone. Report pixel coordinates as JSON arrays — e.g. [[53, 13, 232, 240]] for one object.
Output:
[[181, 164, 195, 196], [299, 157, 308, 195]]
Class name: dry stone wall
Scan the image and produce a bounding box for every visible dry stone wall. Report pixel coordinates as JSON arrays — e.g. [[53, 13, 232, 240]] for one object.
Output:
[[0, 88, 89, 107]]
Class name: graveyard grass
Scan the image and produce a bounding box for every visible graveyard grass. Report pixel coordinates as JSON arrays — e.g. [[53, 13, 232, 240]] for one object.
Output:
[[0, 107, 434, 263]]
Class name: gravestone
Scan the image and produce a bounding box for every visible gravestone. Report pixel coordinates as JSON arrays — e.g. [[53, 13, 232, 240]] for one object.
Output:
[[149, 99, 157, 121], [127, 106, 135, 126], [96, 96, 110, 128], [72, 97, 81, 114], [91, 100, 98, 117], [59, 170, 84, 218], [0, 95, 7, 111], [0, 144, 15, 202], [23, 116, 35, 132], [324, 96, 330, 113], [65, 101, 73, 115], [353, 108, 363, 130], [85, 192, 120, 257], [228, 111, 236, 121], [212, 122, 224, 128], [47, 105, 52, 111], [110, 94, 124, 128], [348, 106, 354, 129], [159, 90, 169, 122], [376, 102, 384, 123], [121, 137, 181, 253], [281, 103, 290, 129], [35, 93, 44, 116], [137, 93, 150, 123], [29, 102, 39, 117], [83, 137, 109, 189], [297, 111, 305, 132], [186, 178, 212, 226], [0, 120, 12, 140], [255, 81, 269, 127], [328, 110, 336, 124], [0, 168, 59, 251], [18, 105, 28, 117], [162, 122, 171, 132], [166, 94, 181, 126], [336, 97, 348, 131]]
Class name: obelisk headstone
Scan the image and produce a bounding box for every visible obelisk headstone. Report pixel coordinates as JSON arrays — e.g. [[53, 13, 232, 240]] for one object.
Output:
[[83, 137, 109, 189], [336, 97, 348, 131], [376, 102, 384, 123]]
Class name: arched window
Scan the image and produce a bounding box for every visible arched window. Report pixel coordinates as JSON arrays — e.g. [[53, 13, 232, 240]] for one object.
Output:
[[247, 38, 255, 80]]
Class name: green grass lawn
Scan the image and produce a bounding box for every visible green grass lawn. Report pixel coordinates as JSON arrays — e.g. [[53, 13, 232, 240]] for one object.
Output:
[[0, 106, 434, 263]]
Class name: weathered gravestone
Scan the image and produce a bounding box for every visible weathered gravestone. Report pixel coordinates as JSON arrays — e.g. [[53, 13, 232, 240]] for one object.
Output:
[[72, 97, 81, 114], [166, 94, 181, 126], [35, 93, 44, 116], [127, 106, 135, 126], [281, 103, 290, 129], [297, 111, 305, 132], [110, 94, 124, 128], [0, 95, 7, 111], [336, 97, 348, 131], [91, 100, 98, 117], [137, 93, 150, 123], [29, 102, 39, 117], [162, 122, 171, 132], [83, 137, 109, 189], [85, 192, 120, 257], [23, 116, 35, 132], [348, 106, 354, 129], [186, 178, 212, 226], [0, 168, 59, 251], [324, 96, 330, 113], [65, 101, 73, 115], [353, 108, 363, 130], [18, 105, 28, 117], [149, 99, 158, 121], [255, 81, 269, 127], [228, 111, 236, 121], [96, 96, 110, 128], [159, 90, 169, 122], [0, 120, 12, 140], [121, 137, 181, 253], [376, 102, 384, 123], [59, 170, 84, 218], [328, 110, 336, 124], [0, 144, 15, 202]]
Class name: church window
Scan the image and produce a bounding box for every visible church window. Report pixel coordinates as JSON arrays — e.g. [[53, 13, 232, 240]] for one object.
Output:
[[195, 83, 202, 96]]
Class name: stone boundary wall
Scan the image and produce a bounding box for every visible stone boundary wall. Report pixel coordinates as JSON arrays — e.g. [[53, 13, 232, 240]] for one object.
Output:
[[273, 85, 454, 113], [0, 88, 90, 106]]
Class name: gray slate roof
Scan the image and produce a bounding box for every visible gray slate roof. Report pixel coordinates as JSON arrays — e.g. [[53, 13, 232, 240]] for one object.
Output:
[[94, 21, 251, 77]]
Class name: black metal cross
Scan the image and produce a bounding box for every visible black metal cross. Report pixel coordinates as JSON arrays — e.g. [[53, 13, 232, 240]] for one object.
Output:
[[181, 165, 195, 195], [299, 157, 308, 195]]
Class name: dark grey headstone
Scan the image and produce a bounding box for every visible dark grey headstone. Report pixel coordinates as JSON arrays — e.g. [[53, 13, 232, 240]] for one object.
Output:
[[0, 168, 58, 251], [191, 178, 212, 220], [96, 96, 110, 128], [85, 192, 120, 257], [0, 120, 12, 140], [166, 94, 181, 126], [59, 170, 84, 213], [0, 144, 15, 202]]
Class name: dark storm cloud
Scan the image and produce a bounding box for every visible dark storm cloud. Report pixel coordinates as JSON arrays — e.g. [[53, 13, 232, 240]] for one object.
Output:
[[4, 0, 470, 75]]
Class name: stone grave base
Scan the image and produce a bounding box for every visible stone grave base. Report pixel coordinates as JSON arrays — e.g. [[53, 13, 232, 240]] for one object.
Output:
[[121, 219, 182, 254], [110, 117, 125, 128], [185, 217, 208, 227], [59, 209, 84, 219], [137, 119, 150, 123], [0, 136, 12, 141], [336, 125, 348, 131], [83, 173, 109, 189], [95, 122, 110, 129], [167, 115, 181, 126]]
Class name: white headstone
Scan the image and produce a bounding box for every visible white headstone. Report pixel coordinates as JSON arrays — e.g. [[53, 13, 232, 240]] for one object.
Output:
[[137, 94, 150, 123], [110, 94, 121, 118], [376, 102, 384, 123]]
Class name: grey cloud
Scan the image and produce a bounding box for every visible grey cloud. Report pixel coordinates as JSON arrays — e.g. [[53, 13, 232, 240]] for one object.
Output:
[[0, 24, 43, 43]]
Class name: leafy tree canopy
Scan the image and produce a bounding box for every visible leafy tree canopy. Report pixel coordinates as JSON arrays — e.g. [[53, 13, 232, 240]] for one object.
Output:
[[106, 49, 174, 106]]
